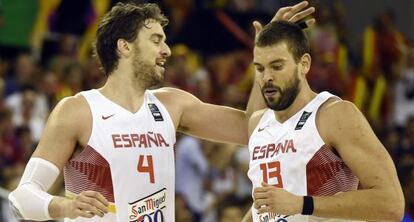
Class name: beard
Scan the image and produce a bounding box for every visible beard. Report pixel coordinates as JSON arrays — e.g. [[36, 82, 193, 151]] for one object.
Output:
[[132, 47, 164, 89], [261, 68, 301, 111]]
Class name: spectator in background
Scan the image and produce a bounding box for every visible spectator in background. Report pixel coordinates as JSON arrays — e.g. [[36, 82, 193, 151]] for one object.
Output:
[[5, 85, 48, 141], [394, 46, 414, 127], [232, 146, 252, 201], [399, 117, 414, 164], [47, 34, 79, 80], [175, 135, 210, 221], [217, 196, 245, 222], [4, 53, 37, 96]]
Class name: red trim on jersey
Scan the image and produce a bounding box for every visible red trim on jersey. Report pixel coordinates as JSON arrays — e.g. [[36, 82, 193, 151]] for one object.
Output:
[[306, 145, 359, 196], [64, 145, 115, 202]]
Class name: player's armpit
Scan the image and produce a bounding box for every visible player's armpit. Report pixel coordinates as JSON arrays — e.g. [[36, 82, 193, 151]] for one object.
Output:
[[314, 100, 405, 221]]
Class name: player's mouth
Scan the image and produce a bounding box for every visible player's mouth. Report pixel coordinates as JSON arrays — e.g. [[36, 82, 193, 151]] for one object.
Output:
[[156, 59, 166, 71], [263, 88, 278, 97]]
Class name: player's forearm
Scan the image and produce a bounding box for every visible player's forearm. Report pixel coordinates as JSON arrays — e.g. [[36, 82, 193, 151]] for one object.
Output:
[[312, 188, 404, 221], [245, 81, 266, 119]]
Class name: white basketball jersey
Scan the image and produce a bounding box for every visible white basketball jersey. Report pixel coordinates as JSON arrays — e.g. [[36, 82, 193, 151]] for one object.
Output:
[[63, 89, 176, 222], [248, 92, 362, 222]]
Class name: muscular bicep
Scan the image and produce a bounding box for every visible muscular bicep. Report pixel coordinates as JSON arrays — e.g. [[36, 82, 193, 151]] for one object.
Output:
[[32, 96, 91, 171], [320, 101, 402, 193]]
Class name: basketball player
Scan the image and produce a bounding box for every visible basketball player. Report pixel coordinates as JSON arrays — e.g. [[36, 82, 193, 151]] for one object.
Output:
[[242, 21, 405, 222], [8, 2, 315, 222]]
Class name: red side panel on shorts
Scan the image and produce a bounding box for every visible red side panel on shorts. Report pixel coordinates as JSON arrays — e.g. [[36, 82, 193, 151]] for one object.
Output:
[[306, 145, 359, 196], [64, 145, 115, 202]]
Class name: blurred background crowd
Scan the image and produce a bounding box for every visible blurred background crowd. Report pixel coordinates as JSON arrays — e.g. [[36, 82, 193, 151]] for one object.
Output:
[[0, 0, 413, 221]]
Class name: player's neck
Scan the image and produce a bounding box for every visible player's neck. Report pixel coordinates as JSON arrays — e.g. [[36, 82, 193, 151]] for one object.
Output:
[[99, 73, 146, 113], [273, 86, 316, 123]]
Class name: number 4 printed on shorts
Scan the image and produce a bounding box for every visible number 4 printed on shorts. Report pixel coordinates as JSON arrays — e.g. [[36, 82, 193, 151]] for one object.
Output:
[[137, 155, 155, 183]]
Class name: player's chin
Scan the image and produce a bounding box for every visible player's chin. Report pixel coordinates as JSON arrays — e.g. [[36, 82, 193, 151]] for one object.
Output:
[[265, 93, 280, 103], [152, 72, 164, 85], [156, 64, 165, 73]]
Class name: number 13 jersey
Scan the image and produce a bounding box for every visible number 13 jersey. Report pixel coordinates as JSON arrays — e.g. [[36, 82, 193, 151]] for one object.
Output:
[[64, 89, 176, 222], [248, 92, 361, 222]]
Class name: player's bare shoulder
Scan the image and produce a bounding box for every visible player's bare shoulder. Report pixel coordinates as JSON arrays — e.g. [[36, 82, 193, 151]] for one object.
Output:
[[317, 98, 363, 146], [53, 94, 91, 124], [151, 87, 191, 129], [32, 93, 92, 164], [48, 94, 92, 142], [152, 87, 194, 105], [248, 108, 268, 137], [317, 99, 360, 124]]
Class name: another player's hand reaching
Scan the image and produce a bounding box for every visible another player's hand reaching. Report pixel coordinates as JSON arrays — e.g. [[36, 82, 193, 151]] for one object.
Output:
[[253, 182, 303, 216], [253, 1, 316, 36]]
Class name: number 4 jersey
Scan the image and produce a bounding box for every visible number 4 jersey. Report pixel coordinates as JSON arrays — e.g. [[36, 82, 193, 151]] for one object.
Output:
[[248, 92, 362, 222], [63, 89, 176, 222]]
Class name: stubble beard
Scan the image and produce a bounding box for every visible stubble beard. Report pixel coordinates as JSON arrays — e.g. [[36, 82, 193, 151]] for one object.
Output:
[[262, 68, 301, 111], [132, 49, 164, 89]]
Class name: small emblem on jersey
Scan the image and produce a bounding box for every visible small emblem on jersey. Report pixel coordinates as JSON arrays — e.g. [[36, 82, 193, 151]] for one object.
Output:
[[102, 114, 115, 120], [148, 103, 164, 121], [128, 188, 167, 222], [294, 111, 312, 130], [258, 127, 266, 132]]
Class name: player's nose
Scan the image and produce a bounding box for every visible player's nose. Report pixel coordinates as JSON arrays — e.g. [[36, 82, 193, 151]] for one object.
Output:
[[262, 70, 274, 83], [161, 42, 171, 58]]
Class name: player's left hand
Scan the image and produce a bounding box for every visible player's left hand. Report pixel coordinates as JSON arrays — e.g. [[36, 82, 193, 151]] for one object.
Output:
[[253, 1, 316, 35], [253, 182, 303, 215]]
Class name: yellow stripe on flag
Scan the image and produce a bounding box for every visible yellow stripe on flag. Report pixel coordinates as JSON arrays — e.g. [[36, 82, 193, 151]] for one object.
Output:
[[31, 0, 61, 51], [78, 0, 110, 62], [353, 75, 366, 110], [362, 27, 375, 75], [337, 44, 348, 81], [369, 75, 387, 120]]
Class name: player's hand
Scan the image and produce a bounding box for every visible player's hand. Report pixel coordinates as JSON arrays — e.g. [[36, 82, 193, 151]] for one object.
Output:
[[253, 182, 303, 215], [253, 1, 316, 36], [51, 191, 109, 219]]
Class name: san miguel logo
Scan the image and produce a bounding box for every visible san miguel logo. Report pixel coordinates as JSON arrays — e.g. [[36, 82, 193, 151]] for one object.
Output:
[[128, 188, 167, 222]]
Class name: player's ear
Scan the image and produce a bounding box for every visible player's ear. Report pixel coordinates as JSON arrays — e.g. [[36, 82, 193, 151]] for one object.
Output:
[[117, 39, 132, 57], [299, 53, 311, 75]]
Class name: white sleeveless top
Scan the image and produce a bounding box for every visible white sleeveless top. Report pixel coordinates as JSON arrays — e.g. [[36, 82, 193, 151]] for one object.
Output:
[[63, 89, 176, 222], [248, 92, 361, 222]]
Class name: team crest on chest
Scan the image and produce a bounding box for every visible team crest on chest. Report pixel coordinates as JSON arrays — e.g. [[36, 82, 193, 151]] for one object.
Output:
[[148, 103, 164, 121], [295, 111, 312, 130]]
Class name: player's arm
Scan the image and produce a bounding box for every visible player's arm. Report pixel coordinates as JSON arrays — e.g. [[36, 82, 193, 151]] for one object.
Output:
[[155, 87, 250, 144], [8, 95, 109, 220], [311, 100, 405, 220]]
